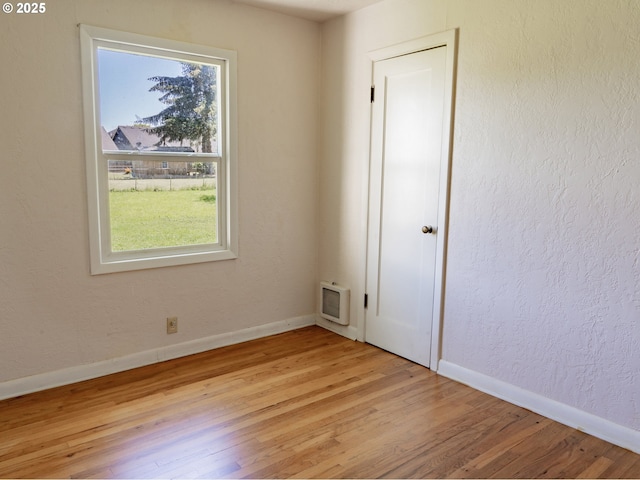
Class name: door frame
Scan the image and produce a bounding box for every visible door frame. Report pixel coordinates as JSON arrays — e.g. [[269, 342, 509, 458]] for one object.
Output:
[[361, 29, 458, 372]]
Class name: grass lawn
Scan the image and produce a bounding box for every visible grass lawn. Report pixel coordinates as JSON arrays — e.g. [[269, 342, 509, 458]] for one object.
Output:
[[109, 188, 217, 251]]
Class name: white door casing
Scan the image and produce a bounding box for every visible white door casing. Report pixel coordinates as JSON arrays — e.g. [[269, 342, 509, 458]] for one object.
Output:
[[364, 31, 457, 370]]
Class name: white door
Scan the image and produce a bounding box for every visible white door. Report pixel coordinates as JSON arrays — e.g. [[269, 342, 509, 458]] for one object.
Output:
[[365, 46, 447, 367]]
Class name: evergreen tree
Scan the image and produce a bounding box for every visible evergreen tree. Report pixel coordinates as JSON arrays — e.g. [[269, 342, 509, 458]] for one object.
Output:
[[141, 63, 217, 153]]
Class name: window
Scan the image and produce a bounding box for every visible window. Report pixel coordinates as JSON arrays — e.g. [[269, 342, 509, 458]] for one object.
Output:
[[80, 25, 237, 274]]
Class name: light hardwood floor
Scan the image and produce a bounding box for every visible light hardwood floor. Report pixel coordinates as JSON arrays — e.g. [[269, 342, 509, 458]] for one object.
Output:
[[1, 326, 638, 478]]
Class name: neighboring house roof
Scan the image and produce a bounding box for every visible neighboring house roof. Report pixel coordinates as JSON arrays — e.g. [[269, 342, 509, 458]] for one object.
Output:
[[108, 126, 195, 153], [101, 126, 118, 151]]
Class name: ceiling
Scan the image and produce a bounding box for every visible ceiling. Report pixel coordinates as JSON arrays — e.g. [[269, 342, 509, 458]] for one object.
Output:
[[231, 0, 385, 22]]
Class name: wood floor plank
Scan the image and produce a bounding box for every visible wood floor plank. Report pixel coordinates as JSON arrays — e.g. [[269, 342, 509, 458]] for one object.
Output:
[[0, 326, 638, 478]]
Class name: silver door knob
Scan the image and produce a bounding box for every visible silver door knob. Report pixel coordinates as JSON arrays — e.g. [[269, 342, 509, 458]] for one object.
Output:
[[422, 225, 435, 234]]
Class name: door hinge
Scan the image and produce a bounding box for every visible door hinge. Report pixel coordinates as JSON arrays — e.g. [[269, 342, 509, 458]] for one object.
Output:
[[370, 86, 375, 103], [364, 293, 369, 308]]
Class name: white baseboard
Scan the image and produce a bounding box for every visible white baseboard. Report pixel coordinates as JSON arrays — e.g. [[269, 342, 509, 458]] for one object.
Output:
[[437, 360, 640, 455], [0, 315, 316, 401], [315, 315, 359, 340]]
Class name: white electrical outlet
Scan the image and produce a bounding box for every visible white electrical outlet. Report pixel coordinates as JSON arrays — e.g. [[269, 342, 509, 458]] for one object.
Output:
[[167, 317, 178, 334]]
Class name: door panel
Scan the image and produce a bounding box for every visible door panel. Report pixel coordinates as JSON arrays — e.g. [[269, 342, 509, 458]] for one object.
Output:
[[366, 47, 447, 367]]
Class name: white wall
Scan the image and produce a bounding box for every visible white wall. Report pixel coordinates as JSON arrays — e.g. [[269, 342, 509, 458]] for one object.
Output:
[[318, 0, 448, 339], [0, 0, 320, 384], [444, 0, 640, 434], [319, 0, 640, 439]]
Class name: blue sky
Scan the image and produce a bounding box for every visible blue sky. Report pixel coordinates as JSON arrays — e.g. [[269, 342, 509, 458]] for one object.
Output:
[[97, 48, 183, 132]]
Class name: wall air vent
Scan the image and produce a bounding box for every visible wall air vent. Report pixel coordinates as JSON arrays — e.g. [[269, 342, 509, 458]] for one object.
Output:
[[320, 281, 350, 326]]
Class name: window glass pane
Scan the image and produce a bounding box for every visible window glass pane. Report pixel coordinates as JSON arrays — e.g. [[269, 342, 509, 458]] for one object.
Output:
[[108, 160, 218, 251], [81, 25, 237, 273], [98, 49, 219, 155]]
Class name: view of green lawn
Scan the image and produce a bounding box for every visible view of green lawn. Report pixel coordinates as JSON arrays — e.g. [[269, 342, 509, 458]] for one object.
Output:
[[109, 187, 217, 251]]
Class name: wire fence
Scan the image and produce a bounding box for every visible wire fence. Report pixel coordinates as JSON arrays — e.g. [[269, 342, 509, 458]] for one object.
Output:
[[108, 176, 216, 192]]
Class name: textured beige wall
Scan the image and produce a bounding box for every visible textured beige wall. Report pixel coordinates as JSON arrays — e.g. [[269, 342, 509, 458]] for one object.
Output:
[[320, 0, 640, 432], [0, 0, 320, 382], [318, 0, 448, 339], [444, 0, 640, 432]]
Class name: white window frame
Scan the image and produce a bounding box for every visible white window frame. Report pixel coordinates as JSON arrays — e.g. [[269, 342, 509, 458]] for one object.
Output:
[[80, 25, 238, 274]]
